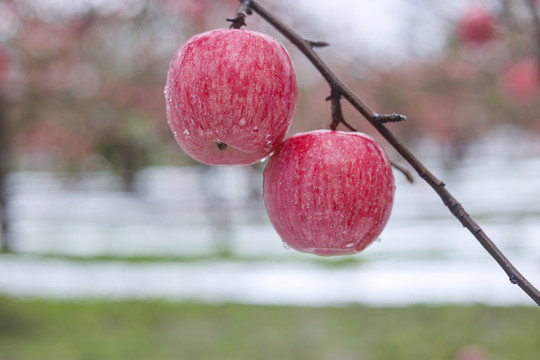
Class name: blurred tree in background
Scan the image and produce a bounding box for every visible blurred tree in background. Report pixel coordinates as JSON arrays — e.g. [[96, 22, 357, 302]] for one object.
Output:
[[0, 0, 238, 250], [1, 0, 540, 253]]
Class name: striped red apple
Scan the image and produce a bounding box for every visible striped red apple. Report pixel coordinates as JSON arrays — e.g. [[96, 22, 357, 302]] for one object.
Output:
[[263, 130, 395, 255], [165, 28, 297, 165]]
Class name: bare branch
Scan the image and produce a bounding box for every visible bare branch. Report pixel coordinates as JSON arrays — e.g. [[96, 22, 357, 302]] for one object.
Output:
[[241, 0, 540, 306]]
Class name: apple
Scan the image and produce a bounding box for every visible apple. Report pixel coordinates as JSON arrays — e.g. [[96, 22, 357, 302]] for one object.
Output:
[[457, 5, 496, 46], [500, 58, 539, 103], [263, 130, 395, 255], [165, 28, 297, 165]]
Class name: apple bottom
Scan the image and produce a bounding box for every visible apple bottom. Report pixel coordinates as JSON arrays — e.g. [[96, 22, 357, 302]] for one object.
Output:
[[299, 245, 364, 256], [175, 137, 273, 166]]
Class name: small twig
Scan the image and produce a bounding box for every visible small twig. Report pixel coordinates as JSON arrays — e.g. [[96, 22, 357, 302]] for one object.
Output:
[[240, 0, 540, 306], [0, 96, 10, 252], [391, 161, 414, 184], [308, 40, 330, 48], [373, 113, 407, 124]]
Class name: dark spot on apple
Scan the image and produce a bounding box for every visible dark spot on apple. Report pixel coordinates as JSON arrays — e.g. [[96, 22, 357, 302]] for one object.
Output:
[[217, 141, 228, 150]]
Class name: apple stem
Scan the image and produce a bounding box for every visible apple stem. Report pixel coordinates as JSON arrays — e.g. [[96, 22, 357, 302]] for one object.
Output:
[[325, 90, 357, 131], [238, 0, 540, 306], [227, 0, 252, 29], [216, 141, 228, 151]]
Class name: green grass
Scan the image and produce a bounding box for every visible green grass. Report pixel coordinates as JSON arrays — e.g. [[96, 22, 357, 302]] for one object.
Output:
[[0, 297, 539, 360], [15, 252, 366, 267]]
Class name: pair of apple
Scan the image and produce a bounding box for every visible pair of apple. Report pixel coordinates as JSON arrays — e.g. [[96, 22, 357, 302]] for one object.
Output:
[[165, 29, 395, 255]]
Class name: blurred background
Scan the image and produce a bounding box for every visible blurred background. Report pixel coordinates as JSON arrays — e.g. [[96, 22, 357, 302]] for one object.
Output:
[[0, 0, 539, 359]]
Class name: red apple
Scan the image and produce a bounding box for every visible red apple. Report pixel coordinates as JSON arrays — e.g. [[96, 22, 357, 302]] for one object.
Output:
[[500, 58, 539, 103], [165, 28, 297, 165], [457, 5, 496, 46], [263, 130, 395, 255]]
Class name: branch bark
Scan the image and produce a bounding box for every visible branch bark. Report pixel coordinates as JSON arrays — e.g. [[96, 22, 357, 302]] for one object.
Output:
[[0, 95, 10, 253], [237, 0, 540, 306]]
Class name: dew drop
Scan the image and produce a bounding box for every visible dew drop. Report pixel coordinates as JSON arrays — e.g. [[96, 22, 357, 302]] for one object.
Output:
[[345, 242, 354, 248], [183, 129, 190, 137], [253, 126, 259, 133], [238, 119, 247, 128]]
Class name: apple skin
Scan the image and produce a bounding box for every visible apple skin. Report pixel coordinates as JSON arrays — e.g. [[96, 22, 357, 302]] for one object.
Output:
[[457, 6, 496, 46], [263, 130, 395, 255], [165, 28, 297, 165], [500, 58, 539, 103]]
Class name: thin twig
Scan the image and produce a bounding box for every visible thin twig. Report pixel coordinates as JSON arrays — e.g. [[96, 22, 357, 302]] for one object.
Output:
[[308, 40, 330, 48], [0, 96, 10, 253], [390, 161, 414, 184], [240, 0, 540, 306], [374, 113, 407, 124]]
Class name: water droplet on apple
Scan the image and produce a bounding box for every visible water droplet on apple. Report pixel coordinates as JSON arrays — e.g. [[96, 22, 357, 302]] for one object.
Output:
[[183, 129, 190, 137], [345, 242, 354, 248], [253, 126, 259, 133], [238, 119, 247, 128]]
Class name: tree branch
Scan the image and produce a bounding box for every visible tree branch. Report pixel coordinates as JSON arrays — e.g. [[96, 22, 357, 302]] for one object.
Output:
[[240, 0, 540, 306]]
